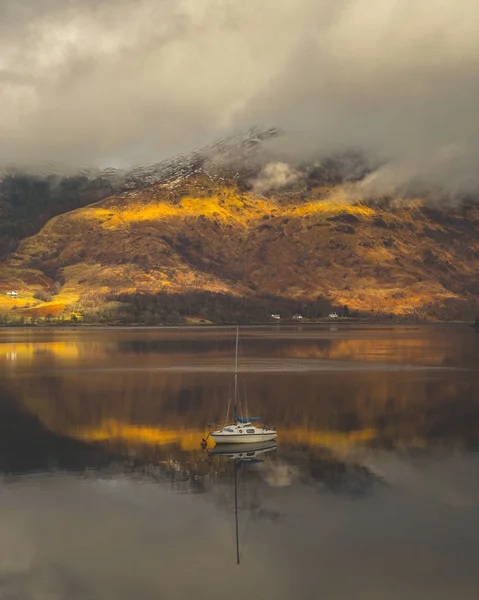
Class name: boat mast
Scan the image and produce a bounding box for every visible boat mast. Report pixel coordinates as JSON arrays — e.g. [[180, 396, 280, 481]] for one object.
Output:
[[233, 325, 239, 419]]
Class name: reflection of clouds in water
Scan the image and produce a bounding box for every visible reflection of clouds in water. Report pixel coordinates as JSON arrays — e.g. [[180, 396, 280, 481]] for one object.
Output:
[[265, 462, 299, 487], [1, 469, 479, 599], [360, 451, 479, 508], [0, 477, 284, 600], [0, 565, 91, 600], [262, 445, 479, 507], [0, 516, 34, 578]]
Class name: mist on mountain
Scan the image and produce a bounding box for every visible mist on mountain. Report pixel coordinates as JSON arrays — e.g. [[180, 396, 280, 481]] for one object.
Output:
[[0, 0, 478, 197]]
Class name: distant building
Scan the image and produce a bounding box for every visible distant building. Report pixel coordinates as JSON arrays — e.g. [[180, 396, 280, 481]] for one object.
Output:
[[270, 314, 281, 320], [292, 314, 303, 320], [7, 290, 18, 297]]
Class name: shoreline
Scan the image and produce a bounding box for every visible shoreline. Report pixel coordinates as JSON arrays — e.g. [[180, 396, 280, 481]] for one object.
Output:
[[0, 319, 477, 329]]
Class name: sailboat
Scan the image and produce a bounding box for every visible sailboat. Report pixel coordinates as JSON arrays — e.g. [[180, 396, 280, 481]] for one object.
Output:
[[210, 327, 277, 445]]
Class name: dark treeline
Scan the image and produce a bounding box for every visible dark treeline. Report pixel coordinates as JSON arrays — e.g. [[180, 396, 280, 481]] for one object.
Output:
[[83, 290, 354, 324]]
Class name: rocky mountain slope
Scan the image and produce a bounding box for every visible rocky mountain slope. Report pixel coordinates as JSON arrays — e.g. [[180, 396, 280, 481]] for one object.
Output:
[[1, 130, 478, 323], [0, 127, 281, 258]]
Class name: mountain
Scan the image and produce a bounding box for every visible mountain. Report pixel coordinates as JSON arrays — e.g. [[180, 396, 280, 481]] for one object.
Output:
[[0, 126, 281, 258], [1, 128, 478, 323]]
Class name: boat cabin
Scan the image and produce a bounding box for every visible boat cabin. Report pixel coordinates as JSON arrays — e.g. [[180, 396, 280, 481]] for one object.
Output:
[[223, 423, 257, 435], [211, 422, 277, 444]]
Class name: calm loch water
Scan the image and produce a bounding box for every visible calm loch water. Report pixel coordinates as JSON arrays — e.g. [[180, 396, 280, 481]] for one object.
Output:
[[1, 324, 479, 599]]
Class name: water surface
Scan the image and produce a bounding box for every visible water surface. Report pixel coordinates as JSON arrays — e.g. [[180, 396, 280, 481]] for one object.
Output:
[[1, 325, 479, 599]]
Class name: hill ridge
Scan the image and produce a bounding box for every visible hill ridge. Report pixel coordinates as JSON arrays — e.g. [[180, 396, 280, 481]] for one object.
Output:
[[1, 172, 478, 323]]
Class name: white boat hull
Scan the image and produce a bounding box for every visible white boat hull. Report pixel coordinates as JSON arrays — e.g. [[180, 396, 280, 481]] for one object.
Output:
[[211, 432, 276, 444]]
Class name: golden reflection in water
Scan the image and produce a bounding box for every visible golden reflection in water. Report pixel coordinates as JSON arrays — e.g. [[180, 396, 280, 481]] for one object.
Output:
[[0, 341, 81, 362], [7, 368, 479, 460], [72, 418, 376, 451], [2, 326, 479, 461], [0, 324, 474, 367]]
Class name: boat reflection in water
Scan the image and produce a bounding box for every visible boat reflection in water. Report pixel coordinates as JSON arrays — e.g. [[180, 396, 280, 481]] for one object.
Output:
[[207, 441, 277, 565], [207, 440, 277, 460]]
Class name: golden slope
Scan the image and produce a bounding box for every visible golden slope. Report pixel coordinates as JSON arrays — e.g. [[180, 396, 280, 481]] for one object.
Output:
[[1, 175, 479, 319]]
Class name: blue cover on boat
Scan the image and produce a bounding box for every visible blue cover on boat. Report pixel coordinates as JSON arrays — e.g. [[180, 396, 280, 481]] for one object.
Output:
[[234, 412, 261, 423]]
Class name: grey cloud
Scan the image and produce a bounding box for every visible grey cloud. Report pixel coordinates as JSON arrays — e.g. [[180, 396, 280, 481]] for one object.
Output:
[[0, 0, 478, 194]]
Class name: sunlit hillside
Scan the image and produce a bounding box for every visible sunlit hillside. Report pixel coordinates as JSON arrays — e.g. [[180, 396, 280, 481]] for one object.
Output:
[[1, 173, 479, 322]]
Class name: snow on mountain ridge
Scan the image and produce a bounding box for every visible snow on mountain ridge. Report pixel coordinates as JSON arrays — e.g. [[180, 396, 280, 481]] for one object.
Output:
[[119, 126, 282, 190]]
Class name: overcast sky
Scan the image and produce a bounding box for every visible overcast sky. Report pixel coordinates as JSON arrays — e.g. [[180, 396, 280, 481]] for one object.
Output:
[[0, 0, 478, 193]]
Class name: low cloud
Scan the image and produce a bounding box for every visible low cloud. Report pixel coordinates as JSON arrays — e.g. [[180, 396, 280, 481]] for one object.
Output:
[[0, 0, 478, 195], [251, 162, 301, 194]]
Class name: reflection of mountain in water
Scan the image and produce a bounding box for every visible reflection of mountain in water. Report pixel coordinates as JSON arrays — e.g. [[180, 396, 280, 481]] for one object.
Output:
[[0, 397, 110, 474], [2, 327, 479, 491], [3, 326, 477, 368], [8, 363, 479, 451], [0, 395, 384, 500]]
